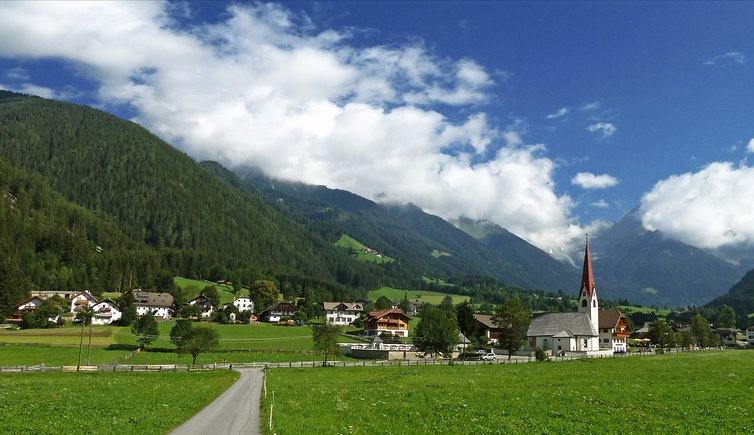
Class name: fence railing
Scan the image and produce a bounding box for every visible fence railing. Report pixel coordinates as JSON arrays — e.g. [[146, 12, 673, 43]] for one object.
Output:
[[1, 348, 706, 373]]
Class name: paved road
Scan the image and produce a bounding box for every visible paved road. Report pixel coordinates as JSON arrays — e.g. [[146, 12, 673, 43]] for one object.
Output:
[[171, 368, 264, 435]]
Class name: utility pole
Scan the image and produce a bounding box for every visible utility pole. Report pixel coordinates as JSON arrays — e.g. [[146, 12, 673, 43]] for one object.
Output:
[[86, 311, 93, 365], [77, 313, 85, 371]]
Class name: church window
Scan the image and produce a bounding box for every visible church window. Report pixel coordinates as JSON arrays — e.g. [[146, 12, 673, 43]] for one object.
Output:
[[592, 300, 596, 307], [581, 300, 587, 307]]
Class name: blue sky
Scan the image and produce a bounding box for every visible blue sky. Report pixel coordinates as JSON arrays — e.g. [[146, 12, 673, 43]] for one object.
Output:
[[1, 2, 753, 258]]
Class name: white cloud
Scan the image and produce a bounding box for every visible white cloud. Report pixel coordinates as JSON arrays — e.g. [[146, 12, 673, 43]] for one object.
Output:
[[0, 1, 588, 255], [703, 51, 746, 67], [591, 199, 609, 208], [571, 172, 619, 189], [5, 67, 29, 81], [747, 138, 754, 153], [639, 162, 754, 249], [546, 107, 568, 119], [580, 101, 600, 111], [586, 122, 616, 138]]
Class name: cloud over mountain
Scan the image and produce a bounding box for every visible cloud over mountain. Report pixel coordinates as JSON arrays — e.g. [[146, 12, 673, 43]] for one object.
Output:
[[0, 1, 590, 254], [639, 162, 754, 250]]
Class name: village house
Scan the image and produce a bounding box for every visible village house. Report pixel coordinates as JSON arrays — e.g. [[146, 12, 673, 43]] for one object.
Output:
[[363, 308, 411, 338], [91, 300, 122, 325], [598, 310, 631, 352], [188, 295, 216, 319], [747, 326, 754, 346], [69, 291, 99, 314], [133, 290, 174, 319], [9, 296, 48, 323], [526, 236, 610, 356], [323, 302, 364, 326], [713, 327, 740, 346], [474, 314, 503, 344], [232, 296, 254, 313], [258, 301, 297, 323]]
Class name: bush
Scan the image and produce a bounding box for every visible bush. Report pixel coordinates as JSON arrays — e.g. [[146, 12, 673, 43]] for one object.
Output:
[[535, 348, 547, 362]]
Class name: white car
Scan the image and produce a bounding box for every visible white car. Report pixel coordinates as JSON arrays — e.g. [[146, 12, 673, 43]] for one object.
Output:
[[480, 353, 496, 361]]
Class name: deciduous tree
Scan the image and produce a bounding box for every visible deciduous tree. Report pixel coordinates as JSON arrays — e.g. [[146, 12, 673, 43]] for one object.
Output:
[[492, 297, 530, 360], [132, 312, 159, 350], [312, 323, 342, 365], [249, 280, 279, 312], [414, 306, 459, 358]]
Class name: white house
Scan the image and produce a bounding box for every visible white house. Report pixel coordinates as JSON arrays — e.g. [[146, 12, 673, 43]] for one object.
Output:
[[527, 237, 607, 356], [747, 326, 754, 346], [598, 310, 631, 353], [258, 301, 297, 323], [133, 291, 174, 319], [188, 295, 216, 318], [232, 296, 254, 313], [323, 302, 364, 325], [91, 300, 122, 325], [70, 291, 99, 314]]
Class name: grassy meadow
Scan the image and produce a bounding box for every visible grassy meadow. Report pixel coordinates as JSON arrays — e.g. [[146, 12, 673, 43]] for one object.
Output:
[[262, 351, 754, 434], [0, 321, 364, 365], [335, 234, 394, 263], [173, 276, 243, 305], [368, 286, 468, 305], [0, 370, 238, 434]]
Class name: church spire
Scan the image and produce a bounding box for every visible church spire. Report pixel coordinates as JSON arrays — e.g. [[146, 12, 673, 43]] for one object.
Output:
[[580, 234, 596, 300]]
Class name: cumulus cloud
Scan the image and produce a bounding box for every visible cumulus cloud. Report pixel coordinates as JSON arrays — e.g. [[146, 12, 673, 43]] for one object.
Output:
[[639, 162, 754, 249], [546, 107, 568, 119], [703, 51, 746, 67], [747, 138, 754, 153], [0, 1, 589, 254], [586, 122, 616, 138], [571, 172, 619, 189]]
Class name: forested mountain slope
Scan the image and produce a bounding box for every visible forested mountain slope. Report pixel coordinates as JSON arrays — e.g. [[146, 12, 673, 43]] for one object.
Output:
[[0, 154, 156, 314], [237, 166, 578, 292], [706, 268, 754, 327], [590, 211, 743, 307], [0, 91, 374, 295]]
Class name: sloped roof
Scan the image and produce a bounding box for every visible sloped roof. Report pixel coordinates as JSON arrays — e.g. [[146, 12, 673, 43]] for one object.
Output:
[[366, 308, 410, 321], [133, 291, 174, 307], [259, 301, 297, 315], [323, 302, 364, 311], [474, 314, 497, 330], [552, 329, 575, 338], [14, 295, 46, 309], [579, 238, 596, 300], [598, 310, 627, 329], [527, 312, 597, 337]]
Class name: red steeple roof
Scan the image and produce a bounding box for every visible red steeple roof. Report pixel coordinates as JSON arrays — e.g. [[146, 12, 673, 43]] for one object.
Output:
[[580, 236, 596, 300]]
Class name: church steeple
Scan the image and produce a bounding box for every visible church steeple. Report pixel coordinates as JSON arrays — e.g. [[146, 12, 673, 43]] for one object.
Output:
[[580, 234, 596, 300]]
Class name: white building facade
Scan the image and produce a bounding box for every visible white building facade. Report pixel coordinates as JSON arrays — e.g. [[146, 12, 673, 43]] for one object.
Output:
[[323, 302, 364, 326]]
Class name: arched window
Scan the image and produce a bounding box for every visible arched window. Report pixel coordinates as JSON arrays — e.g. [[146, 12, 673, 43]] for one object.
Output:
[[581, 299, 587, 307], [593, 300, 596, 307]]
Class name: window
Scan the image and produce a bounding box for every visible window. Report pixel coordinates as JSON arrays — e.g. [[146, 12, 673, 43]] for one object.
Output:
[[581, 300, 587, 307], [593, 300, 596, 307]]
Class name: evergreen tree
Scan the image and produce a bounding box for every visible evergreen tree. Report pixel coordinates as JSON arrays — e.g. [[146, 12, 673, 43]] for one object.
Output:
[[455, 301, 477, 339]]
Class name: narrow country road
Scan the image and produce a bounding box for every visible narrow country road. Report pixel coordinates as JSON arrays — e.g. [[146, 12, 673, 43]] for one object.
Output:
[[170, 368, 264, 435]]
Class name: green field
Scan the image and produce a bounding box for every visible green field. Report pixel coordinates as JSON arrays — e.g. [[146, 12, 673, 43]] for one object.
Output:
[[335, 234, 394, 263], [368, 286, 468, 305], [0, 370, 238, 434], [0, 345, 132, 366], [0, 321, 365, 365], [615, 305, 672, 318], [262, 351, 754, 434], [174, 276, 244, 305]]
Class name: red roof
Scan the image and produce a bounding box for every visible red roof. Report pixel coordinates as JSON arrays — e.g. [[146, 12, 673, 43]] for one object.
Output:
[[580, 238, 596, 300], [366, 308, 411, 321]]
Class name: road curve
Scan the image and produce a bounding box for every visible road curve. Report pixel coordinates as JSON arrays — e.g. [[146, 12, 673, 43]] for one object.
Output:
[[170, 368, 264, 435]]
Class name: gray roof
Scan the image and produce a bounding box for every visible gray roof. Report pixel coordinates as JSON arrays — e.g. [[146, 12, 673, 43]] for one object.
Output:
[[527, 312, 597, 337]]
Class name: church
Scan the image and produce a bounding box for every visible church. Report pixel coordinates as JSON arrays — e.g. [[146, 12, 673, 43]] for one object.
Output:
[[526, 236, 618, 356]]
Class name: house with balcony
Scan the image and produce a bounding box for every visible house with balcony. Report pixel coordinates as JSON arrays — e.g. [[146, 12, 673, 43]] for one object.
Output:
[[363, 308, 411, 338], [258, 301, 297, 323], [188, 295, 216, 319], [70, 291, 99, 314], [323, 302, 364, 326], [91, 300, 122, 325], [598, 310, 631, 353], [133, 290, 174, 319]]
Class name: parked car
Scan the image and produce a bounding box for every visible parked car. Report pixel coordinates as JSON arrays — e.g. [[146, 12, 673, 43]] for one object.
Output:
[[480, 353, 497, 361]]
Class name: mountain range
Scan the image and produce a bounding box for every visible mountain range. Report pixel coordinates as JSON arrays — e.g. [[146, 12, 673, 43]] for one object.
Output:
[[0, 90, 750, 313]]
